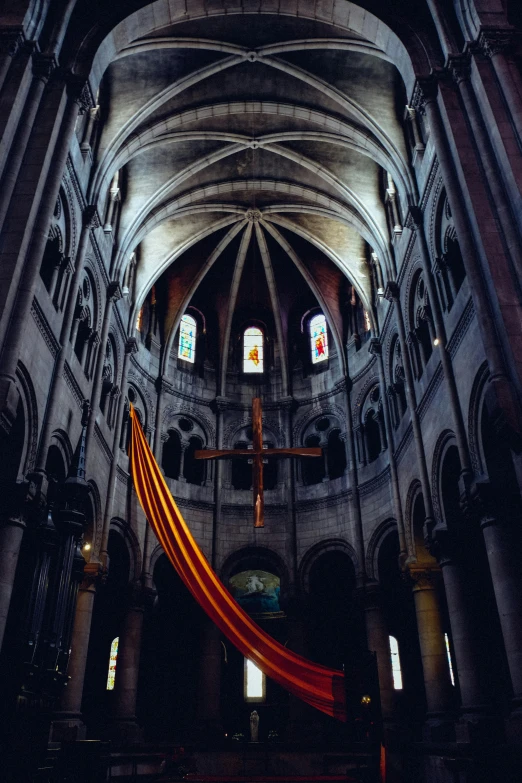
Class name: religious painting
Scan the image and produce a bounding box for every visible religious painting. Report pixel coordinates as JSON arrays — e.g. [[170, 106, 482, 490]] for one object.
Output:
[[310, 313, 328, 364], [178, 313, 196, 363], [243, 327, 264, 373], [229, 570, 282, 616]]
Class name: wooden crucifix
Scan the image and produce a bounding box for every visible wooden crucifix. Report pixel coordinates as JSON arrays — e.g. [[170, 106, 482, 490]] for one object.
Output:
[[195, 398, 322, 528]]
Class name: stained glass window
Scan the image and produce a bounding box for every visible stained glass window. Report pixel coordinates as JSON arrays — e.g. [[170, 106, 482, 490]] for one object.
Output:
[[243, 327, 263, 373], [445, 633, 455, 686], [178, 314, 196, 363], [136, 308, 143, 332], [244, 657, 266, 702], [106, 636, 119, 690], [389, 635, 403, 690], [310, 314, 328, 364]]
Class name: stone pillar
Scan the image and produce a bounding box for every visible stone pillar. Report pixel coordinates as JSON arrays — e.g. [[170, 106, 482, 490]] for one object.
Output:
[[409, 568, 453, 739], [477, 29, 522, 153], [407, 207, 472, 485], [99, 338, 138, 569], [51, 561, 103, 741], [85, 282, 122, 462], [196, 618, 223, 742], [361, 582, 394, 720], [110, 583, 149, 742], [0, 480, 29, 652], [415, 77, 520, 433], [432, 529, 497, 742]]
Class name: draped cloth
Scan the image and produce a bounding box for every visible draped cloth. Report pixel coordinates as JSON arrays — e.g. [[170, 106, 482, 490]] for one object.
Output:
[[129, 405, 346, 721]]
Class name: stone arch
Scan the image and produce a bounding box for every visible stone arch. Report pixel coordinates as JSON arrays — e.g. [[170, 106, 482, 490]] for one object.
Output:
[[109, 516, 142, 582], [467, 360, 489, 477], [431, 429, 457, 526], [87, 479, 103, 559], [404, 479, 422, 558], [220, 546, 289, 590], [48, 428, 74, 473], [365, 518, 399, 580], [299, 538, 358, 593], [15, 361, 38, 475]]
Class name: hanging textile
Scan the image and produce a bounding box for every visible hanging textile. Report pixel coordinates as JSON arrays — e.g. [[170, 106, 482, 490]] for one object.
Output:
[[129, 405, 346, 721]]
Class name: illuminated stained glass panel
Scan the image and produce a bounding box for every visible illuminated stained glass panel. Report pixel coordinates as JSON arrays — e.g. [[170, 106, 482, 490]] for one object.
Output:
[[106, 636, 119, 691], [243, 327, 263, 373], [310, 314, 328, 364], [178, 314, 196, 363]]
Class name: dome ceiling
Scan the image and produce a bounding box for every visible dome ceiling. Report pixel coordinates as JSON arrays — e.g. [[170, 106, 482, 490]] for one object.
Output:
[[90, 9, 414, 370]]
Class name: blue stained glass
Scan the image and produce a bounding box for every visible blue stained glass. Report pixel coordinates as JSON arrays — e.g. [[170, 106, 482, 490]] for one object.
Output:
[[178, 314, 196, 363]]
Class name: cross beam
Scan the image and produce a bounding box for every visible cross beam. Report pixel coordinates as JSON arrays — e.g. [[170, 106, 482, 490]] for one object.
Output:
[[195, 398, 322, 527]]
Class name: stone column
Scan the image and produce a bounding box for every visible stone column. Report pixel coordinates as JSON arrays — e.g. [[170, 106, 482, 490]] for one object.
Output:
[[110, 582, 148, 743], [415, 77, 520, 433], [0, 480, 29, 652], [476, 29, 522, 189], [407, 207, 472, 487], [51, 561, 103, 741], [361, 582, 394, 720], [409, 568, 453, 738], [431, 529, 497, 742], [0, 29, 26, 94], [473, 483, 522, 735], [196, 618, 223, 742], [385, 283, 435, 533], [99, 338, 138, 570], [0, 72, 88, 431], [85, 282, 122, 463]]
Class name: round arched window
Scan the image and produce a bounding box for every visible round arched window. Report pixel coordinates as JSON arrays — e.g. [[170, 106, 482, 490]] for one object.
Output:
[[243, 327, 264, 373]]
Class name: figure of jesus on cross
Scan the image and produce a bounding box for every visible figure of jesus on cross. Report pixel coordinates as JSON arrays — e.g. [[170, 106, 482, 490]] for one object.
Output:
[[195, 398, 322, 527]]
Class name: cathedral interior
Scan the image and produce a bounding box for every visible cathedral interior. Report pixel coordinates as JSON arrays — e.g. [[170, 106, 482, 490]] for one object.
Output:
[[1, 1, 522, 781]]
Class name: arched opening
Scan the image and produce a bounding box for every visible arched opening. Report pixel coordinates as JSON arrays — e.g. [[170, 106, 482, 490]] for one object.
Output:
[[139, 554, 206, 741], [302, 435, 325, 485], [184, 436, 205, 486], [45, 444, 67, 506], [326, 429, 346, 479], [365, 412, 382, 463], [162, 430, 181, 480], [82, 530, 130, 732], [232, 442, 251, 490], [378, 531, 424, 734]]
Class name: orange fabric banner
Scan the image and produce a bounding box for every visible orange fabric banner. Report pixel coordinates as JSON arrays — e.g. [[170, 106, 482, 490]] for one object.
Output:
[[129, 405, 346, 720]]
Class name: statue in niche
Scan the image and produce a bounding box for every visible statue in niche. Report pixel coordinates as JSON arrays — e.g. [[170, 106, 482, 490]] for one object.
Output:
[[250, 710, 259, 743]]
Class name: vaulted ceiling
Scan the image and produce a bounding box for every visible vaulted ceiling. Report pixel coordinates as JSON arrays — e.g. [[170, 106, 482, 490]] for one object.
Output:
[[90, 9, 416, 371]]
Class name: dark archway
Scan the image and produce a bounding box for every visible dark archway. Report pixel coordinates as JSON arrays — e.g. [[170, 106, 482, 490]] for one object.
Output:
[[302, 434, 325, 485], [327, 429, 346, 479], [184, 436, 205, 486], [162, 430, 181, 480]]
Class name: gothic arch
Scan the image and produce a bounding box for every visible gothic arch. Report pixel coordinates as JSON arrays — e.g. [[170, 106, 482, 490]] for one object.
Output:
[[365, 519, 399, 580], [299, 538, 359, 593]]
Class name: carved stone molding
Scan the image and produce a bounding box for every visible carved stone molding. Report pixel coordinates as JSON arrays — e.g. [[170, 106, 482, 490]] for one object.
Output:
[[408, 567, 441, 592]]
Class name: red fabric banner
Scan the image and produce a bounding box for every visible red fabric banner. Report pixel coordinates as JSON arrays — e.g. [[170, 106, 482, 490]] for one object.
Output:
[[129, 405, 346, 721]]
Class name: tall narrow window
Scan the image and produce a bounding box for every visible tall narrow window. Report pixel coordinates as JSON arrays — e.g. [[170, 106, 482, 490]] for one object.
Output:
[[243, 327, 264, 373], [445, 633, 455, 686], [310, 314, 328, 364], [244, 657, 266, 702], [178, 313, 196, 363], [106, 636, 119, 690], [389, 635, 403, 690]]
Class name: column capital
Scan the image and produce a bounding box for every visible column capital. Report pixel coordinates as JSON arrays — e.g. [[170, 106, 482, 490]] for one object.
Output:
[[448, 53, 472, 85], [384, 281, 400, 302], [0, 27, 26, 57], [66, 76, 94, 114], [410, 75, 439, 112], [125, 337, 139, 355], [368, 337, 382, 357], [408, 566, 442, 592], [79, 560, 105, 591], [405, 205, 423, 230], [107, 281, 122, 302], [476, 27, 514, 58], [82, 205, 100, 229], [32, 52, 57, 82]]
